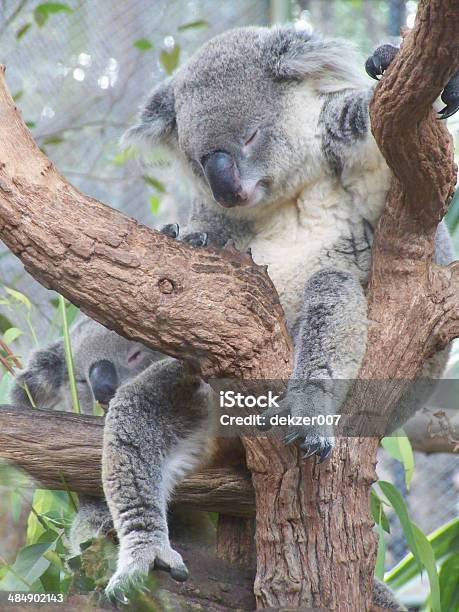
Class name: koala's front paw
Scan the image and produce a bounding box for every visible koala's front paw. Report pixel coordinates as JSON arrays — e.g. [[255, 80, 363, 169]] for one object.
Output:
[[260, 383, 335, 463], [365, 44, 399, 80], [438, 71, 459, 120], [105, 541, 188, 604], [160, 223, 209, 247], [160, 223, 180, 239]]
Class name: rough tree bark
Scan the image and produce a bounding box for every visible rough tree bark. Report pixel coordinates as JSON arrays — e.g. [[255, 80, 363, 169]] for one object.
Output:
[[0, 0, 458, 609]]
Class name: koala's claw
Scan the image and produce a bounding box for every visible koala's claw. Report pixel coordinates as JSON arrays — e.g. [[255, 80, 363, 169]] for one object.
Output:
[[300, 436, 334, 463], [105, 543, 188, 604], [365, 44, 399, 80], [154, 557, 189, 582], [182, 231, 208, 248], [161, 223, 180, 239], [438, 72, 459, 120]]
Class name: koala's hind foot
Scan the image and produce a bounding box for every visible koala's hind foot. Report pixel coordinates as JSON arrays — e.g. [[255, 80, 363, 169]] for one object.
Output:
[[105, 538, 188, 604], [365, 44, 459, 120]]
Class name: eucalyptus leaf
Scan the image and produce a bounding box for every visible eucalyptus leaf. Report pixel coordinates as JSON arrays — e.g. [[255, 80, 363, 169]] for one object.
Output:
[[34, 3, 73, 27], [178, 20, 209, 31], [160, 45, 180, 75], [134, 38, 153, 51]]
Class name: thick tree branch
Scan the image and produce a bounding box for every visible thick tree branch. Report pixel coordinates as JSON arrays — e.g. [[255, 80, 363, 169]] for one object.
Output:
[[0, 407, 256, 517], [0, 76, 291, 379]]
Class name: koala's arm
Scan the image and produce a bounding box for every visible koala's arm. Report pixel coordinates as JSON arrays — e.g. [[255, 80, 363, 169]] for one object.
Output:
[[262, 269, 367, 460], [11, 339, 66, 409], [320, 45, 459, 172]]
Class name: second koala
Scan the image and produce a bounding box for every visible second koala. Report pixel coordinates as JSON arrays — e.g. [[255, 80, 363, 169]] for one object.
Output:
[[11, 315, 216, 595]]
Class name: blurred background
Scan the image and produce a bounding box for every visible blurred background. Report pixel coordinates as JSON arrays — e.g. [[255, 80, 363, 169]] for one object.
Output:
[[0, 1, 458, 609]]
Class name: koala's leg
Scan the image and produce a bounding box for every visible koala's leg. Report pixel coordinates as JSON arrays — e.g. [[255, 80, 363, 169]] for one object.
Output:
[[103, 359, 208, 602], [262, 269, 367, 462], [68, 496, 113, 557]]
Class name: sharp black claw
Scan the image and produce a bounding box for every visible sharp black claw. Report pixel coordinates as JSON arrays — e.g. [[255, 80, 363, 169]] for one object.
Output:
[[161, 223, 179, 239], [437, 104, 459, 120], [319, 445, 333, 463], [183, 232, 208, 247], [170, 567, 189, 582], [301, 442, 321, 460], [154, 558, 170, 572], [365, 57, 379, 80]]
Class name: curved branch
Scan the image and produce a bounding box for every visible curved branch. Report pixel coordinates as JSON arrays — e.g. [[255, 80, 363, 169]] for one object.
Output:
[[0, 68, 291, 380]]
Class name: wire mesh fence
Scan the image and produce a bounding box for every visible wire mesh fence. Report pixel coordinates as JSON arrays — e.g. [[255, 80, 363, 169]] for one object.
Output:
[[0, 0, 457, 577]]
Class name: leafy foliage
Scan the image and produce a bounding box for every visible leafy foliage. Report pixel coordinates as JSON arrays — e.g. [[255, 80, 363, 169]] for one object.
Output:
[[33, 3, 73, 27]]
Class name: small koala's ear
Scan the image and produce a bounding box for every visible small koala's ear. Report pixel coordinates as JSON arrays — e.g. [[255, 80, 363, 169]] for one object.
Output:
[[122, 78, 176, 147], [266, 27, 365, 94]]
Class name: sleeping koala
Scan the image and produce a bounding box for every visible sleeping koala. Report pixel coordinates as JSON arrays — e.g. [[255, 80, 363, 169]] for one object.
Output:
[[12, 315, 162, 415], [11, 315, 216, 592], [125, 28, 457, 462]]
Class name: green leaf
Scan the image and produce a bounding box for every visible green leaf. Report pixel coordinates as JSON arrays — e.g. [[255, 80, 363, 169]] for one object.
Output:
[[0, 543, 55, 590], [178, 20, 209, 32], [386, 517, 459, 589], [0, 313, 14, 334], [160, 45, 180, 75], [39, 562, 61, 593], [381, 430, 414, 489], [133, 38, 153, 51], [0, 372, 14, 403], [112, 147, 137, 166], [370, 489, 390, 533], [374, 519, 386, 580], [438, 551, 459, 612], [3, 327, 24, 345], [59, 295, 80, 414], [34, 3, 73, 27], [42, 136, 64, 146], [149, 195, 161, 216], [12, 90, 24, 102], [16, 23, 32, 40], [411, 524, 441, 612], [3, 286, 32, 310], [378, 481, 421, 570], [143, 175, 166, 193], [25, 121, 36, 129]]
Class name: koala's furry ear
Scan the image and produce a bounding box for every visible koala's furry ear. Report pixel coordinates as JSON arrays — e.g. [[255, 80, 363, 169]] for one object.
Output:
[[266, 27, 366, 94], [122, 79, 176, 147], [10, 339, 67, 410]]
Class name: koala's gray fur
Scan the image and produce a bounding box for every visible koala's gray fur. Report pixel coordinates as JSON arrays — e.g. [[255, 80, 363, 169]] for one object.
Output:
[[11, 316, 216, 593], [126, 25, 455, 456], [119, 25, 455, 603]]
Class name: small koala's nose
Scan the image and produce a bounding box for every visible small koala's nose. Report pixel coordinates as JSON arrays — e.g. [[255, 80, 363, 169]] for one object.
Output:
[[89, 359, 118, 405], [202, 150, 248, 207]]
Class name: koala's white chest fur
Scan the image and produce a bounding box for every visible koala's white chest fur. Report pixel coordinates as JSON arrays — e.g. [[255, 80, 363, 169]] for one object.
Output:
[[246, 174, 388, 327]]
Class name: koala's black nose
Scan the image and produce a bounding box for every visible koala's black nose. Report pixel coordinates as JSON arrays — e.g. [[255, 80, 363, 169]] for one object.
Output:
[[202, 150, 247, 207], [89, 360, 118, 405]]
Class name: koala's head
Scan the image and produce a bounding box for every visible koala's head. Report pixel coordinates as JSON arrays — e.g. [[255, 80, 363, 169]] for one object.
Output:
[[125, 26, 364, 210], [12, 316, 162, 415]]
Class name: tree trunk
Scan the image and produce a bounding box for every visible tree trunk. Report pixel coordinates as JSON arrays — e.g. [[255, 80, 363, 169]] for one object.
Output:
[[0, 1, 458, 608]]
